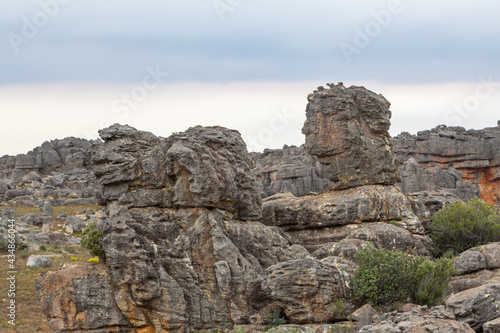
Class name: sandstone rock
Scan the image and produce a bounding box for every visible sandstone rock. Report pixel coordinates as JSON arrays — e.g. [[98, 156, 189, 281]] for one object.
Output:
[[405, 190, 462, 223], [350, 304, 377, 328], [251, 145, 333, 198], [27, 255, 52, 268], [92, 124, 261, 220], [451, 270, 496, 294], [38, 199, 53, 216], [359, 305, 474, 333], [454, 250, 487, 275], [166, 126, 262, 220], [393, 124, 500, 205], [328, 223, 430, 260], [469, 242, 500, 269], [445, 280, 500, 331], [36, 263, 131, 332], [65, 216, 86, 233], [20, 213, 42, 226], [399, 158, 479, 202], [483, 318, 500, 333], [261, 257, 354, 323], [302, 83, 399, 189], [262, 185, 425, 247]]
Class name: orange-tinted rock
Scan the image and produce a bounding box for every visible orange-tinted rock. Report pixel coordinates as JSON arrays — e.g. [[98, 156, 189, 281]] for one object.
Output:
[[302, 83, 400, 190], [393, 124, 500, 205]]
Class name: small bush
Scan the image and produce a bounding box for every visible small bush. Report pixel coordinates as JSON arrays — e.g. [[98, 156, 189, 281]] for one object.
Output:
[[414, 256, 456, 306], [40, 245, 47, 251], [267, 306, 287, 329], [70, 256, 82, 261], [0, 236, 28, 253], [350, 245, 455, 307], [81, 222, 106, 262], [88, 258, 99, 263], [429, 199, 500, 257]]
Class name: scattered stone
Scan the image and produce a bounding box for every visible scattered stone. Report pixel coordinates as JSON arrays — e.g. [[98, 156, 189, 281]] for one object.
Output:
[[65, 216, 86, 233], [359, 305, 474, 332], [27, 255, 52, 268]]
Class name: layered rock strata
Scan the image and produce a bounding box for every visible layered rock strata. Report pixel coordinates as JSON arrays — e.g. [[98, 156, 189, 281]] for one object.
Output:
[[393, 124, 500, 205]]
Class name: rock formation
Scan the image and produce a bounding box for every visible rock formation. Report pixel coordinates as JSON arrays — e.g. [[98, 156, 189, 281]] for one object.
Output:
[[37, 124, 353, 332], [393, 124, 500, 205], [0, 137, 99, 206], [302, 83, 400, 189], [251, 146, 333, 198], [28, 84, 500, 333]]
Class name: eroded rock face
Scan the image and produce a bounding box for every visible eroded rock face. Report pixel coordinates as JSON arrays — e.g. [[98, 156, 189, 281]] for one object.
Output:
[[393, 124, 500, 205], [92, 124, 261, 220], [262, 257, 355, 324], [445, 275, 500, 331], [36, 263, 130, 332], [251, 146, 333, 198], [359, 304, 475, 333], [302, 83, 400, 189], [261, 185, 426, 250]]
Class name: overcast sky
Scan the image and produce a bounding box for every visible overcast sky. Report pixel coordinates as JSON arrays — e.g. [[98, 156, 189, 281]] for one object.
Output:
[[1, 0, 499, 156]]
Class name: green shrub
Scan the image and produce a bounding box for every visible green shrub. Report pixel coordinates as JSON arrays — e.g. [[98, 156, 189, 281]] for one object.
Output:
[[414, 256, 456, 306], [88, 258, 99, 263], [0, 235, 28, 253], [70, 256, 82, 261], [39, 245, 47, 251], [350, 245, 455, 307], [429, 199, 500, 257], [81, 222, 106, 262], [266, 306, 287, 329]]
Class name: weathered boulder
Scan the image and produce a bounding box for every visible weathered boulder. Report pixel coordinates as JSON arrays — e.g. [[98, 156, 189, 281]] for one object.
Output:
[[484, 318, 500, 333], [36, 263, 131, 332], [328, 223, 430, 260], [65, 215, 86, 233], [26, 255, 52, 268], [38, 199, 53, 216], [454, 250, 487, 275], [468, 243, 500, 270], [445, 273, 500, 331], [350, 304, 377, 329], [20, 213, 43, 226], [451, 270, 496, 294], [92, 124, 261, 220], [302, 83, 400, 189], [359, 305, 474, 333], [261, 257, 354, 323], [399, 157, 479, 202]]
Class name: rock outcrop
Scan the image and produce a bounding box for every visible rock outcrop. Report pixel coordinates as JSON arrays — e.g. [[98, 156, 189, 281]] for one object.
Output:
[[359, 304, 474, 333], [30, 84, 500, 333], [302, 83, 400, 189], [261, 185, 427, 254], [251, 146, 333, 198], [0, 137, 99, 205], [393, 124, 500, 205], [37, 124, 354, 332]]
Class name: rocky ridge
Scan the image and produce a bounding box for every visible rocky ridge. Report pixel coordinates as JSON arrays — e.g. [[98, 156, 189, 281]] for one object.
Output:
[[3, 83, 495, 332]]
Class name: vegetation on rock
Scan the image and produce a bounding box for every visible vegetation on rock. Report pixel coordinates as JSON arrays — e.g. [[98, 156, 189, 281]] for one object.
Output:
[[429, 198, 500, 257], [80, 222, 106, 262], [351, 244, 455, 307]]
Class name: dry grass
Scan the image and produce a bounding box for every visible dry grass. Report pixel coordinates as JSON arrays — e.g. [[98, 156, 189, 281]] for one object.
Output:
[[52, 205, 102, 217], [0, 204, 101, 331], [0, 246, 93, 332]]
